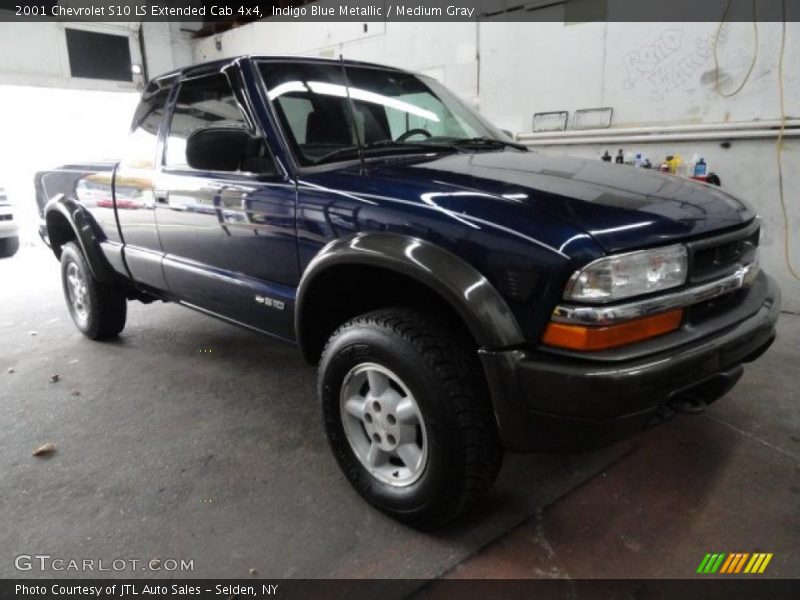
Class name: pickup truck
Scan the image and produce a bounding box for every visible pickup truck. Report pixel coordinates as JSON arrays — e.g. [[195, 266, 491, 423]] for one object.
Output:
[[35, 56, 780, 526]]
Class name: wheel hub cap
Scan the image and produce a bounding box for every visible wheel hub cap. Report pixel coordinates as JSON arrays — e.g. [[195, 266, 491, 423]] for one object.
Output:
[[66, 262, 88, 322], [340, 363, 428, 487]]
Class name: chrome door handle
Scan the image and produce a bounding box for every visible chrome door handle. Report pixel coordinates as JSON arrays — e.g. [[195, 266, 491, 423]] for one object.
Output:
[[154, 190, 169, 205]]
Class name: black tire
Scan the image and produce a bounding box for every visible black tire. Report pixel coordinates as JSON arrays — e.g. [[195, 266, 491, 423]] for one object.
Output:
[[0, 236, 19, 258], [60, 241, 127, 340], [319, 307, 503, 527]]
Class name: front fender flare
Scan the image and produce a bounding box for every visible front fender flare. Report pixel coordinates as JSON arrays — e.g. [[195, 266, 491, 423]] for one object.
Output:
[[44, 195, 118, 282], [295, 232, 525, 359]]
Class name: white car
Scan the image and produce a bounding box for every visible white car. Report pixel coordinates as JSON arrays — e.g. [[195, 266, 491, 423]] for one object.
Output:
[[0, 186, 19, 258]]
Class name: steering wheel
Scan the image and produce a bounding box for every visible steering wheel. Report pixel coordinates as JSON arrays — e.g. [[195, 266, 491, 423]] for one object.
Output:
[[396, 128, 432, 142]]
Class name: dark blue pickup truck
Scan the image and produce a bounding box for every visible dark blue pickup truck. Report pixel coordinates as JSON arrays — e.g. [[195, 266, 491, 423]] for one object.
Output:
[[35, 56, 780, 526]]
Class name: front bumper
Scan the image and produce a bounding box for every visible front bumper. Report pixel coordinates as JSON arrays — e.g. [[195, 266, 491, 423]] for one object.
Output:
[[480, 272, 781, 452]]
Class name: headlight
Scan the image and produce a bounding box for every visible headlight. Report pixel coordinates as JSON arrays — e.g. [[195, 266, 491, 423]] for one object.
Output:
[[565, 244, 688, 303]]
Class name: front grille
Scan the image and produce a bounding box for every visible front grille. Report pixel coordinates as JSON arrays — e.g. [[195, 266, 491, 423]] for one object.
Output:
[[684, 288, 744, 324], [687, 221, 759, 284]]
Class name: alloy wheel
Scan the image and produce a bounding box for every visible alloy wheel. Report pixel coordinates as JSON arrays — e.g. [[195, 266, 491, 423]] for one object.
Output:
[[339, 362, 428, 487]]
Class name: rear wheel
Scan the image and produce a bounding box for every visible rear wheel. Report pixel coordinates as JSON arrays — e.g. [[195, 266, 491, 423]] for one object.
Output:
[[319, 307, 503, 527], [60, 241, 127, 340]]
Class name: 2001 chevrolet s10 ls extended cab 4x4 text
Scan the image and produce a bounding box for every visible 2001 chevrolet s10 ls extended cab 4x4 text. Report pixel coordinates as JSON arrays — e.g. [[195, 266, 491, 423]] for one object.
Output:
[[34, 56, 779, 526]]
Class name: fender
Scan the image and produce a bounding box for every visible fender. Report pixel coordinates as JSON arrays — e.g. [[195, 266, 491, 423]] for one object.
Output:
[[44, 195, 119, 283], [295, 232, 525, 358]]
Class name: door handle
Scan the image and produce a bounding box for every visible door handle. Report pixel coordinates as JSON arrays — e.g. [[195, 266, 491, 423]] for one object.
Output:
[[154, 190, 169, 205]]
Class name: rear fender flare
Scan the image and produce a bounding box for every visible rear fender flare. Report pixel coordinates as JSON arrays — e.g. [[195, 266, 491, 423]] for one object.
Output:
[[44, 195, 118, 282]]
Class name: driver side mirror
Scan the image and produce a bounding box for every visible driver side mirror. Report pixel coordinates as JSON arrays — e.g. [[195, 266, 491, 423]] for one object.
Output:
[[186, 127, 276, 175]]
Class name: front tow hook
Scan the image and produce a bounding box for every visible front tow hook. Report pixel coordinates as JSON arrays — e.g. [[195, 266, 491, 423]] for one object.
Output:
[[668, 397, 708, 414]]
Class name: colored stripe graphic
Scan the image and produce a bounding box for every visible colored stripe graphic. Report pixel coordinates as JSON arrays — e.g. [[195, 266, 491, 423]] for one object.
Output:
[[703, 553, 719, 573], [711, 553, 726, 573], [697, 554, 713, 573], [700, 552, 774, 574], [698, 553, 727, 573], [735, 553, 749, 573], [745, 554, 761, 573], [758, 553, 773, 573], [719, 554, 736, 573], [719, 554, 738, 573], [724, 553, 749, 573], [721, 553, 738, 573]]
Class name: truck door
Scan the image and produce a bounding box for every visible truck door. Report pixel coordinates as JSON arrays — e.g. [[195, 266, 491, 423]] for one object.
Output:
[[154, 68, 297, 340], [114, 77, 175, 291]]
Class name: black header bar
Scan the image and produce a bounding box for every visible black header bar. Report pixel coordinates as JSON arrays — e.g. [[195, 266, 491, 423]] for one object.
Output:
[[1, 0, 798, 23], [2, 579, 800, 600]]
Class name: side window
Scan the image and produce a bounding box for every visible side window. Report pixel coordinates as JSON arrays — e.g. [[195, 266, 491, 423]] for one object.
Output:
[[164, 73, 250, 170], [120, 79, 172, 170], [274, 95, 314, 144]]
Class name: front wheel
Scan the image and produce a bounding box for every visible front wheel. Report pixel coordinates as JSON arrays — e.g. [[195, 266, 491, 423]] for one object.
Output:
[[60, 241, 127, 340], [319, 308, 503, 527]]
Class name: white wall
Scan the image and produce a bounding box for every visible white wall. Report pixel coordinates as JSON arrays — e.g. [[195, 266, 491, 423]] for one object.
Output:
[[140, 22, 196, 80], [479, 20, 800, 132], [0, 21, 194, 91]]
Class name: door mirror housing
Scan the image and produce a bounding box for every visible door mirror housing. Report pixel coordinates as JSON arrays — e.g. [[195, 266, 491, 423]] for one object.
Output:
[[185, 127, 276, 175]]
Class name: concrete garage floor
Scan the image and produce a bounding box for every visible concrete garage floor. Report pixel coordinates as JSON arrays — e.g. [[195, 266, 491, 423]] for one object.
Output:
[[1, 244, 798, 584]]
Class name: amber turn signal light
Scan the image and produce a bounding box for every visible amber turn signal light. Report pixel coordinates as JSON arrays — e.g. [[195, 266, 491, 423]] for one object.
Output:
[[542, 309, 684, 351]]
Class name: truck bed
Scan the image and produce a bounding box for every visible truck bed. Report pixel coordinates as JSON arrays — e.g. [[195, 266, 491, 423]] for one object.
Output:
[[34, 162, 117, 244]]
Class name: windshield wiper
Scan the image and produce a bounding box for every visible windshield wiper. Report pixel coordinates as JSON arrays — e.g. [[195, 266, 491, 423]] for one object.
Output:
[[314, 145, 362, 164], [313, 136, 525, 165], [315, 140, 457, 165], [366, 139, 464, 152], [447, 137, 528, 151]]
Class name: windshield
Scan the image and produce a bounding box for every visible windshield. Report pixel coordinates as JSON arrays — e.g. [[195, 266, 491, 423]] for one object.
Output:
[[258, 60, 509, 167]]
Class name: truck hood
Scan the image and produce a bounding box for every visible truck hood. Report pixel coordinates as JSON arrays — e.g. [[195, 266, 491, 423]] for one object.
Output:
[[371, 150, 754, 253]]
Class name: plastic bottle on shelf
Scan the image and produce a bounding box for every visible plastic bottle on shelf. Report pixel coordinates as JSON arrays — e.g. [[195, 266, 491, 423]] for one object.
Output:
[[634, 153, 644, 168], [694, 158, 708, 177], [688, 154, 700, 177]]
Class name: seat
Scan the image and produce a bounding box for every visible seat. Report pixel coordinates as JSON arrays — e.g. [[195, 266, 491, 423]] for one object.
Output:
[[306, 107, 352, 145]]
